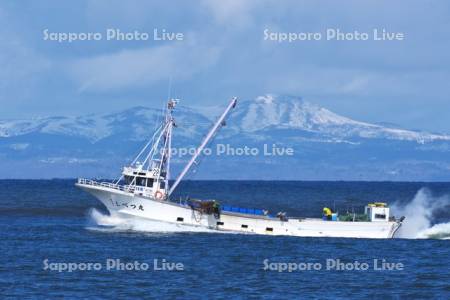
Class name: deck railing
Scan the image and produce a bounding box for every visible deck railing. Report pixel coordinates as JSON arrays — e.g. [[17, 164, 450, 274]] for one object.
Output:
[[77, 178, 135, 192]]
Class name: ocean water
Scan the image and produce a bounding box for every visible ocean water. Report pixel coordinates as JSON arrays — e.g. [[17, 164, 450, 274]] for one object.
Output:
[[0, 180, 449, 299]]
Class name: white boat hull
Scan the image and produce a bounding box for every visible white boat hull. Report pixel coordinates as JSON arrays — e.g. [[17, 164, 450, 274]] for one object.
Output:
[[77, 183, 402, 239]]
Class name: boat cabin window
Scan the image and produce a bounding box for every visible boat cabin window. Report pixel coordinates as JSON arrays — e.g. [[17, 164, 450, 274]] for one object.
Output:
[[124, 175, 149, 187], [124, 175, 133, 185], [135, 177, 146, 187], [375, 214, 386, 220], [146, 178, 154, 188]]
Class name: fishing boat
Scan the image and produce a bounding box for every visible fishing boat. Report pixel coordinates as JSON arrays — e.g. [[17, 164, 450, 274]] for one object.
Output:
[[76, 98, 404, 239]]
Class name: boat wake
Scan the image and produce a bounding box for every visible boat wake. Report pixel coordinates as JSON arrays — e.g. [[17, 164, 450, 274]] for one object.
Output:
[[86, 208, 228, 235], [392, 188, 450, 240]]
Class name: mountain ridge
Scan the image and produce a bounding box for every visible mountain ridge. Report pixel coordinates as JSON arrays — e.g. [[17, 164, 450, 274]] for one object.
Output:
[[1, 94, 449, 143], [1, 94, 450, 180]]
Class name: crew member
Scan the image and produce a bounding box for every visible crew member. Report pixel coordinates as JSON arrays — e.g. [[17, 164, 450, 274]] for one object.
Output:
[[323, 207, 332, 220], [213, 201, 220, 218]]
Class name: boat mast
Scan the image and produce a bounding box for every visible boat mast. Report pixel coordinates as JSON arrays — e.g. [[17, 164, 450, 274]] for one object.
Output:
[[168, 97, 237, 197], [165, 122, 173, 194], [117, 99, 176, 189], [155, 100, 176, 191]]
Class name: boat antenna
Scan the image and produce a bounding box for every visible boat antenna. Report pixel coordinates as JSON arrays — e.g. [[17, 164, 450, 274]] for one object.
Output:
[[167, 77, 172, 101], [168, 97, 237, 197]]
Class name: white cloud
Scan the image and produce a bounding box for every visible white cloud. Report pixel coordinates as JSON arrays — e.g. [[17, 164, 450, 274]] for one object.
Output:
[[339, 76, 370, 94], [0, 7, 51, 99], [200, 0, 259, 28], [69, 41, 221, 92]]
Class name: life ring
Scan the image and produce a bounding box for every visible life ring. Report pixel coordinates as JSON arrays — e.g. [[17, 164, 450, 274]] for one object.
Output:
[[154, 190, 164, 199]]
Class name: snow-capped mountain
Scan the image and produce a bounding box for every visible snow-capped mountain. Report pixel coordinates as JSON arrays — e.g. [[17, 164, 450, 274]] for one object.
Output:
[[0, 106, 210, 142], [230, 94, 450, 143], [1, 94, 450, 180]]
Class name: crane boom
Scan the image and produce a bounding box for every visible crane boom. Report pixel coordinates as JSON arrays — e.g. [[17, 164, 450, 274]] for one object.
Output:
[[168, 97, 237, 196]]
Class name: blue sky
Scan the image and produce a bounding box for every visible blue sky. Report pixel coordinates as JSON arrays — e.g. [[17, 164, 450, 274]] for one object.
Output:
[[1, 0, 450, 133]]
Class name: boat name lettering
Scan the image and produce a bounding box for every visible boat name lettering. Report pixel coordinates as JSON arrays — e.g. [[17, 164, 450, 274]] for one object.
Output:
[[113, 201, 144, 211]]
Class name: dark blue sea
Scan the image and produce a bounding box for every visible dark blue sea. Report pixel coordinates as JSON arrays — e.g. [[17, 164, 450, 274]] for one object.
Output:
[[1, 180, 449, 299]]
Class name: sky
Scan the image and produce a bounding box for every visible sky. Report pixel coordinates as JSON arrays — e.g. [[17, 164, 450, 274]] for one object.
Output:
[[1, 0, 450, 133]]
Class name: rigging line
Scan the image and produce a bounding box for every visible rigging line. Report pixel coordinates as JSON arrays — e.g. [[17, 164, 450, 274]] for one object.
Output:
[[115, 101, 164, 185], [128, 121, 170, 188], [156, 121, 171, 184], [152, 98, 166, 136], [142, 120, 170, 169], [148, 103, 173, 166], [151, 98, 169, 170], [131, 123, 163, 166], [148, 125, 167, 165], [115, 123, 162, 185], [165, 124, 173, 194], [154, 99, 168, 141]]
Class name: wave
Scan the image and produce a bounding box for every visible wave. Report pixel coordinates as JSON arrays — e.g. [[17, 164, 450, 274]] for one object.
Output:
[[392, 188, 450, 239], [416, 223, 450, 239]]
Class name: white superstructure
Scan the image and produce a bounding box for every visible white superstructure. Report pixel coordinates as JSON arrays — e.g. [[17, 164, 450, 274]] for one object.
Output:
[[76, 97, 404, 239]]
